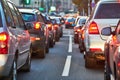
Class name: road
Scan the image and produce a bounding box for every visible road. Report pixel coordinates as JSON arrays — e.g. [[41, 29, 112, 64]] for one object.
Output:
[[18, 27, 104, 80]]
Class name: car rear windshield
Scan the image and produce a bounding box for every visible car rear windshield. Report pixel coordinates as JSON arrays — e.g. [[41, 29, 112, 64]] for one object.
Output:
[[94, 3, 120, 19], [67, 18, 75, 22], [21, 13, 35, 22], [78, 19, 86, 24]]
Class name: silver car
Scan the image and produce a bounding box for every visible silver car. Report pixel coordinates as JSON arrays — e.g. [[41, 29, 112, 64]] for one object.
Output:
[[84, 0, 120, 68], [0, 0, 32, 80]]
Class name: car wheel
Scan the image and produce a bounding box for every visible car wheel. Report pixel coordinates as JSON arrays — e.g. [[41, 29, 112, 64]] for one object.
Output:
[[9, 58, 17, 80], [56, 36, 59, 42], [50, 37, 54, 48], [104, 62, 111, 80], [46, 40, 49, 53], [21, 47, 32, 72], [40, 47, 46, 58]]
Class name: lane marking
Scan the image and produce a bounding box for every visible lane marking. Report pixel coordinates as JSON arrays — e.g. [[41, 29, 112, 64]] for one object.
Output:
[[62, 55, 72, 76], [68, 35, 72, 52]]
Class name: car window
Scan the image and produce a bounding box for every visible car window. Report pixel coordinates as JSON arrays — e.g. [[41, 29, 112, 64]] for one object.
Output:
[[21, 13, 35, 22], [7, 2, 20, 28], [12, 5, 25, 30], [37, 13, 44, 23], [0, 12, 2, 27], [2, 0, 14, 27], [95, 3, 120, 19], [78, 19, 86, 25]]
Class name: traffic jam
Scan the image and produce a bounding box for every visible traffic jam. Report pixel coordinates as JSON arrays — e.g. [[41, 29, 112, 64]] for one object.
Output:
[[0, 0, 120, 80]]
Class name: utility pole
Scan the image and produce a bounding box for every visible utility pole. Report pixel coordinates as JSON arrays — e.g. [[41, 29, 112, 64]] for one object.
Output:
[[88, 0, 90, 16]]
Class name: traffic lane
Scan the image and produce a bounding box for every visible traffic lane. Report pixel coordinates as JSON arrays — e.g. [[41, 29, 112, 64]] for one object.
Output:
[[61, 40, 104, 80], [17, 35, 70, 80]]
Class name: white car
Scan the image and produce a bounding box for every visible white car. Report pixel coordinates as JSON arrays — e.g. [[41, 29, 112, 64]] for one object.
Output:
[[84, 0, 120, 68]]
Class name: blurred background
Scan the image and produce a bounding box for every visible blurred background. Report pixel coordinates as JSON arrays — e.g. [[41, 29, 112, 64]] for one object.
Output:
[[10, 0, 99, 17]]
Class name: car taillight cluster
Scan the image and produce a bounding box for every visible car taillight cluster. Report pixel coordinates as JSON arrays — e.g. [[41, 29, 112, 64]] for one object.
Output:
[[34, 22, 41, 30], [47, 24, 52, 30], [65, 21, 69, 24], [54, 25, 59, 30], [89, 21, 99, 34], [0, 32, 9, 54]]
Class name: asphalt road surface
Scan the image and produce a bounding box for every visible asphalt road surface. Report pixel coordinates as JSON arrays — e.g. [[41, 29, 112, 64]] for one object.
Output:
[[18, 27, 104, 80]]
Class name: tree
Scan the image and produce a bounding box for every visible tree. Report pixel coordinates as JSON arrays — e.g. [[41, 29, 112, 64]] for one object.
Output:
[[72, 0, 99, 15]]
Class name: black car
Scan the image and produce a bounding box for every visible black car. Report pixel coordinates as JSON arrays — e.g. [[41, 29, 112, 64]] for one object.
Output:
[[74, 16, 87, 43], [41, 13, 55, 47], [19, 8, 49, 58]]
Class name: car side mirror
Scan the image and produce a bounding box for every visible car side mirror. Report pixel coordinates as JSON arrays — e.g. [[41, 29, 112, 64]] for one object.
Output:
[[101, 27, 112, 36]]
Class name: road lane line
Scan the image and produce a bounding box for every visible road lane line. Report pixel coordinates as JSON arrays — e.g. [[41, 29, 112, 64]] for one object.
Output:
[[62, 55, 72, 76], [68, 35, 72, 52]]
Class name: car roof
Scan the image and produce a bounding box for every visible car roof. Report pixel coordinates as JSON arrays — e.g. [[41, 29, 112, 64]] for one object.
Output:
[[19, 8, 40, 14], [98, 0, 119, 4]]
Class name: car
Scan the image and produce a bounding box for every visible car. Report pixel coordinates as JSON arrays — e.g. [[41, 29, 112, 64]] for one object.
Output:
[[65, 17, 75, 29], [83, 0, 120, 68], [74, 16, 87, 43], [0, 0, 32, 80], [41, 13, 55, 48], [78, 17, 89, 53], [19, 8, 49, 58], [50, 17, 62, 41], [101, 20, 120, 80]]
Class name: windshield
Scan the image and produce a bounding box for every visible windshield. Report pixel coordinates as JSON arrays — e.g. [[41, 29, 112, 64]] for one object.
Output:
[[95, 3, 120, 19], [0, 12, 2, 27], [21, 13, 35, 22], [78, 18, 86, 25]]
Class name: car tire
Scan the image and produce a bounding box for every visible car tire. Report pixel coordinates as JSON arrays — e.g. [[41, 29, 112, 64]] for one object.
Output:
[[50, 39, 54, 48], [21, 47, 32, 72], [46, 40, 49, 53], [56, 36, 59, 42], [40, 48, 46, 58], [8, 57, 17, 80], [104, 62, 111, 80]]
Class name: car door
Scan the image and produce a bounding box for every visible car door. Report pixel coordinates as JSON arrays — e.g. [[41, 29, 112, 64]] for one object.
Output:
[[109, 22, 120, 74], [7, 1, 29, 67]]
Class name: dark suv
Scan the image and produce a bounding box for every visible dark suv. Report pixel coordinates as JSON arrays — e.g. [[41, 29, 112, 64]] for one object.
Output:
[[19, 8, 49, 58], [0, 0, 32, 80]]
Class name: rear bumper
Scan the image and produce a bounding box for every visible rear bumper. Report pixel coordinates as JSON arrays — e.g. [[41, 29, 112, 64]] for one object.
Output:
[[31, 37, 45, 53], [86, 52, 105, 61]]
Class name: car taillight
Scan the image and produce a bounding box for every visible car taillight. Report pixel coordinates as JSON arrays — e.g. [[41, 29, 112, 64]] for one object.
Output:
[[77, 29, 81, 32], [54, 25, 58, 30], [47, 24, 52, 30], [34, 22, 41, 30], [89, 48, 102, 52], [0, 32, 8, 54], [65, 21, 69, 24], [89, 21, 99, 34]]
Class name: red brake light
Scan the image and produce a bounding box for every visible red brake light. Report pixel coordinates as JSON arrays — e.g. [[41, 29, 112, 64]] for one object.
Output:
[[65, 21, 69, 24], [89, 21, 99, 34], [77, 29, 81, 32], [34, 22, 41, 29], [89, 48, 102, 52], [0, 32, 8, 54], [47, 24, 52, 28]]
